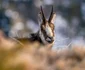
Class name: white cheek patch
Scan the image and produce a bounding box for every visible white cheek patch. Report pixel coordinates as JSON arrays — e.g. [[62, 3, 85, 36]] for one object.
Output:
[[45, 25, 53, 37]]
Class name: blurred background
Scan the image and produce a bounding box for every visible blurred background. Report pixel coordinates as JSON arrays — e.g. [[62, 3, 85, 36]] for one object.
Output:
[[0, 0, 85, 49]]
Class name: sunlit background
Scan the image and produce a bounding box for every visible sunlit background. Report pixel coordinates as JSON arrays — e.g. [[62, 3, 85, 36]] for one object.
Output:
[[0, 0, 85, 49]]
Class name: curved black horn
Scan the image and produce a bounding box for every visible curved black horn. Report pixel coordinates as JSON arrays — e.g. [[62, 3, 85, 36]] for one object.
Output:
[[40, 6, 46, 23], [48, 6, 54, 23]]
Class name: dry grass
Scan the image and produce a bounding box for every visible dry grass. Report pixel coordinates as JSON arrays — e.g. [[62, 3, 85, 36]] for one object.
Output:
[[0, 31, 85, 70]]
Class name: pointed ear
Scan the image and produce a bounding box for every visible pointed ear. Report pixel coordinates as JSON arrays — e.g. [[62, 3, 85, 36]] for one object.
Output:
[[49, 13, 56, 23]]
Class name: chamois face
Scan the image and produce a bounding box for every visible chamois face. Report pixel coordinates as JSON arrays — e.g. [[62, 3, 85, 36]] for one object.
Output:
[[41, 21, 54, 43], [39, 6, 56, 44]]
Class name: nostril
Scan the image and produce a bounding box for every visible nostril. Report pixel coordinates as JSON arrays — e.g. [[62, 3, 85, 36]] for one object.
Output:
[[46, 37, 54, 41], [46, 37, 51, 41], [46, 37, 54, 43]]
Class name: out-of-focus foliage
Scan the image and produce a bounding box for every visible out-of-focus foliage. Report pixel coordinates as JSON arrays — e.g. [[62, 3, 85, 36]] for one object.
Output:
[[1, 30, 85, 70]]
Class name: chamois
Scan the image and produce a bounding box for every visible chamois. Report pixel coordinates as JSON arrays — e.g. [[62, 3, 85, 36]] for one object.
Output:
[[14, 6, 56, 49]]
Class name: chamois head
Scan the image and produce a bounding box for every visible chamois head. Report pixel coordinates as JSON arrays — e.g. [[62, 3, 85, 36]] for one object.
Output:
[[38, 6, 56, 44]]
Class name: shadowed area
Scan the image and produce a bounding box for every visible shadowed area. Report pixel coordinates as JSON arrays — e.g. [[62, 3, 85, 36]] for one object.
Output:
[[0, 31, 85, 70]]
